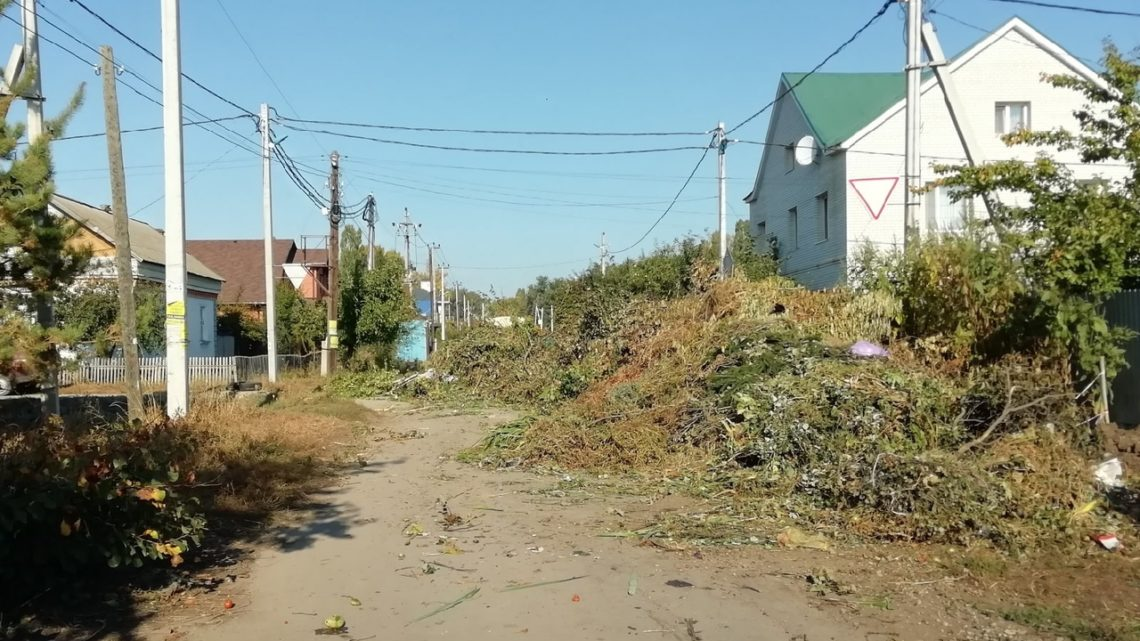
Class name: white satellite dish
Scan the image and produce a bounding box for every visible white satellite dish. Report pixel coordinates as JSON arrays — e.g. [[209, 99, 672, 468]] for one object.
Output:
[[794, 135, 817, 166]]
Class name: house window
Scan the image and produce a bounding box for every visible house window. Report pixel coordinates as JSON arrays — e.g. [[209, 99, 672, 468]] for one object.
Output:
[[816, 192, 829, 241], [784, 145, 795, 173], [925, 185, 973, 232], [788, 207, 799, 250], [756, 221, 767, 241], [995, 102, 1030, 135]]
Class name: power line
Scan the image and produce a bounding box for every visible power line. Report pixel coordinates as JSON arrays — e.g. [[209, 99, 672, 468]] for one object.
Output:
[[134, 145, 243, 214], [66, 0, 256, 115], [727, 0, 894, 135], [25, 10, 264, 157], [983, 0, 1140, 18], [52, 116, 250, 142], [275, 124, 708, 156], [275, 115, 705, 138], [928, 9, 1101, 67], [612, 146, 712, 254]]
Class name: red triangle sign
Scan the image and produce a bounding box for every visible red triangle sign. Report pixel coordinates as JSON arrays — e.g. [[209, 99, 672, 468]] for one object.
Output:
[[849, 177, 899, 221]]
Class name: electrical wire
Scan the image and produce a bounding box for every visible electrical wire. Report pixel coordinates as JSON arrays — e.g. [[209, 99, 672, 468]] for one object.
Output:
[[612, 145, 712, 254], [52, 116, 251, 142], [275, 123, 707, 156], [133, 145, 243, 214], [25, 10, 264, 157], [727, 0, 894, 135], [983, 0, 1140, 18], [275, 115, 705, 138], [66, 0, 256, 115], [928, 9, 1101, 68]]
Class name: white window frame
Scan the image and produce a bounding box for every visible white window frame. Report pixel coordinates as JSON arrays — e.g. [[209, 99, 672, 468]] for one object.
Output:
[[816, 192, 829, 242], [995, 102, 1031, 135], [925, 184, 974, 233], [788, 206, 799, 250]]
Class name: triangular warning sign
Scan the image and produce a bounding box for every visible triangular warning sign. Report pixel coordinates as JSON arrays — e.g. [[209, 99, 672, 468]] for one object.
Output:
[[849, 177, 899, 221]]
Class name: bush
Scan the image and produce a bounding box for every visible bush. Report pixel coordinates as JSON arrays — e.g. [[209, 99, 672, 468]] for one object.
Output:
[[0, 420, 206, 602]]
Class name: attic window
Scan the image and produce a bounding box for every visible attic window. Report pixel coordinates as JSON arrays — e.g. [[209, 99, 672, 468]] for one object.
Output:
[[995, 102, 1030, 135], [784, 144, 795, 173]]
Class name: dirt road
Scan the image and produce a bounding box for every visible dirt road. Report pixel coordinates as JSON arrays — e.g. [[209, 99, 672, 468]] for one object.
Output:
[[182, 402, 945, 641]]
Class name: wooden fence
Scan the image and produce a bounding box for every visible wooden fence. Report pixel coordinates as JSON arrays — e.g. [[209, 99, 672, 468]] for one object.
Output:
[[60, 354, 316, 386]]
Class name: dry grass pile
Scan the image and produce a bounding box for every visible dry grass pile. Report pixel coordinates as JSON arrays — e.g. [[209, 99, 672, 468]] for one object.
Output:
[[183, 378, 365, 515], [455, 277, 1129, 549]]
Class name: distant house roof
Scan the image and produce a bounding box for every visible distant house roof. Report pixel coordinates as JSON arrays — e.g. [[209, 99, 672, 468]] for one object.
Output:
[[52, 194, 224, 284], [780, 72, 907, 148], [296, 247, 328, 266], [186, 239, 297, 305]]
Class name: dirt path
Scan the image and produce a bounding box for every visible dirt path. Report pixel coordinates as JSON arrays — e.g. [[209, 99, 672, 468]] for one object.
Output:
[[180, 402, 946, 641]]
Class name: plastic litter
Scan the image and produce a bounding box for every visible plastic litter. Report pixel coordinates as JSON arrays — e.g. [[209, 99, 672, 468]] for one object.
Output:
[[1093, 533, 1121, 551], [849, 340, 889, 358], [1094, 458, 1124, 489]]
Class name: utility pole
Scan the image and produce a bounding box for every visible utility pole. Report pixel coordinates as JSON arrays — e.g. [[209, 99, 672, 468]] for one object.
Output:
[[438, 265, 447, 342], [363, 195, 376, 271], [161, 0, 189, 417], [427, 243, 437, 332], [325, 151, 341, 375], [595, 232, 609, 276], [21, 0, 56, 413], [904, 0, 924, 247], [549, 305, 554, 333], [101, 45, 143, 422], [260, 103, 278, 382], [714, 121, 729, 277], [454, 282, 460, 323], [21, 0, 42, 141]]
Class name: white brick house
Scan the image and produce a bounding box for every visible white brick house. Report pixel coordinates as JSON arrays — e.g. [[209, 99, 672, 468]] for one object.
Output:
[[744, 17, 1126, 290]]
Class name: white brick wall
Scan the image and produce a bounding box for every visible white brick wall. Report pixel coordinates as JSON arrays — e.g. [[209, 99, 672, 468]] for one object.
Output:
[[747, 80, 848, 290], [752, 20, 1128, 290]]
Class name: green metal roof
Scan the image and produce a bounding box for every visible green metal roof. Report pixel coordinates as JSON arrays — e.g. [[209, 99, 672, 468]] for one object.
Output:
[[781, 72, 907, 148]]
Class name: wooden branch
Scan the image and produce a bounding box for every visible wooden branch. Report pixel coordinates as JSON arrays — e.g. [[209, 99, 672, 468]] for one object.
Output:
[[958, 386, 1070, 454]]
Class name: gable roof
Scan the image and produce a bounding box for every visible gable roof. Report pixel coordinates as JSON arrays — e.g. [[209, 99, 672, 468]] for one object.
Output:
[[746, 17, 1104, 203], [186, 239, 297, 305], [52, 194, 224, 283], [781, 72, 907, 148], [839, 16, 1105, 149]]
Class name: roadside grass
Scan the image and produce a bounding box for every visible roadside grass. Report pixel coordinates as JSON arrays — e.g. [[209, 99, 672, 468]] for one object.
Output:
[[1002, 606, 1140, 641]]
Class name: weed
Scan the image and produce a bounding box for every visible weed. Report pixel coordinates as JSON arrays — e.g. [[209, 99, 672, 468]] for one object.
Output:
[[1002, 606, 1140, 641]]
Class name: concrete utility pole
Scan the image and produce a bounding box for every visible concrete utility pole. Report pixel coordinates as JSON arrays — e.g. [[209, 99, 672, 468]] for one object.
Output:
[[363, 194, 376, 271], [21, 0, 42, 141], [161, 0, 189, 417], [438, 265, 447, 342], [20, 0, 57, 413], [325, 151, 341, 375], [903, 0, 924, 247], [101, 45, 144, 422], [427, 243, 436, 329], [596, 232, 609, 276], [714, 121, 729, 277], [260, 103, 278, 382]]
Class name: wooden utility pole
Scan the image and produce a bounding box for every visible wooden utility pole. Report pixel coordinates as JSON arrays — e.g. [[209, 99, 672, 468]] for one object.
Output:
[[101, 45, 144, 422], [326, 151, 341, 374]]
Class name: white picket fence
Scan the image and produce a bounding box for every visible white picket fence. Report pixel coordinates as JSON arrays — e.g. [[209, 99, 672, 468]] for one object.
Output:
[[60, 354, 316, 386]]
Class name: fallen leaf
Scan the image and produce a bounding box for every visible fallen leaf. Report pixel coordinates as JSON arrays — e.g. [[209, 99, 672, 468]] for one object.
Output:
[[776, 527, 831, 552], [59, 520, 72, 537]]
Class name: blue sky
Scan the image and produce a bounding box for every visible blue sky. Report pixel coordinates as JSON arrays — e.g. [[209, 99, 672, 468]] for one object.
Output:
[[4, 0, 1136, 294]]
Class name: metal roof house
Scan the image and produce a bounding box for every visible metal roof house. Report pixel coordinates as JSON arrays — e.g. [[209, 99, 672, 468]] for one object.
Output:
[[53, 194, 224, 358], [743, 17, 1126, 289]]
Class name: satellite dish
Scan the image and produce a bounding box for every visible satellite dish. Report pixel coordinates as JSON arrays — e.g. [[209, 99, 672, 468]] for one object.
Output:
[[794, 135, 817, 166]]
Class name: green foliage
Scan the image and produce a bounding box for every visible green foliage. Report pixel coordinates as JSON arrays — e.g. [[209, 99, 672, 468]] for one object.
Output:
[[731, 219, 778, 281], [217, 304, 267, 356], [337, 226, 414, 360], [327, 369, 400, 398], [0, 421, 207, 602], [926, 44, 1140, 375], [275, 281, 325, 354], [1002, 606, 1140, 641], [54, 282, 167, 356]]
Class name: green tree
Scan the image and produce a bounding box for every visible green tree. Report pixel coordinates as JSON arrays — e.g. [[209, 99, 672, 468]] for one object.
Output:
[[54, 282, 168, 356], [0, 38, 86, 371], [731, 219, 778, 281], [275, 281, 325, 354], [356, 248, 414, 348], [338, 226, 367, 355], [932, 44, 1140, 374]]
